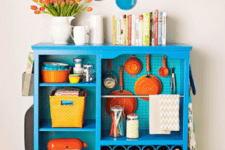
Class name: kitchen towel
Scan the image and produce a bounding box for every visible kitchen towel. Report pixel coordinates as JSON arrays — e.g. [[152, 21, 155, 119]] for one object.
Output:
[[160, 95, 180, 131], [188, 96, 197, 150], [149, 95, 171, 134]]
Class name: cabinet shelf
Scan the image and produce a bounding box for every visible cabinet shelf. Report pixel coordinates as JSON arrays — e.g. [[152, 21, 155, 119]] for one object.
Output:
[[101, 129, 183, 145], [39, 82, 96, 87], [39, 119, 96, 132]]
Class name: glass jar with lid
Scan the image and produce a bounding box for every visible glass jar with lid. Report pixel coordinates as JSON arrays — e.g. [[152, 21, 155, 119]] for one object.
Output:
[[110, 105, 125, 137], [126, 113, 139, 139]]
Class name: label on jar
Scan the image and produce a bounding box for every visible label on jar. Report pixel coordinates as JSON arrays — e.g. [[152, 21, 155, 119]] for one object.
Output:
[[126, 120, 139, 138], [104, 77, 116, 89]]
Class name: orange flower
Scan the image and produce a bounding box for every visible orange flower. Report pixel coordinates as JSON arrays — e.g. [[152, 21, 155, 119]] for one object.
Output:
[[86, 0, 92, 2], [31, 5, 38, 10], [45, 0, 50, 3], [39, 0, 45, 4], [40, 7, 45, 11], [61, 1, 66, 7], [34, 10, 41, 14], [76, 0, 82, 2], [70, 0, 75, 5], [44, 2, 49, 7], [87, 7, 92, 12], [33, 0, 38, 2]]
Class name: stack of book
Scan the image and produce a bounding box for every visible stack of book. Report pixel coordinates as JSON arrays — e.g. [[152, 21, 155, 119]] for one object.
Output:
[[112, 10, 167, 46]]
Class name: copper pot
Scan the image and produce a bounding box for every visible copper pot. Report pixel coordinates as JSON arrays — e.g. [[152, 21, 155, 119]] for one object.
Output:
[[124, 55, 142, 77]]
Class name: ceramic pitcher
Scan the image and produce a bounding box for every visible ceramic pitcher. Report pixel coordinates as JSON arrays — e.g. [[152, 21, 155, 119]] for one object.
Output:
[[47, 17, 74, 44]]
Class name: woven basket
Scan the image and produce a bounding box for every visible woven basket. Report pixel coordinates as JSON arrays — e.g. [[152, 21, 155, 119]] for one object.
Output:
[[49, 90, 87, 128]]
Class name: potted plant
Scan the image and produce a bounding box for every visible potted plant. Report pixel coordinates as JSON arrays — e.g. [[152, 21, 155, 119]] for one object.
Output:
[[31, 0, 93, 44]]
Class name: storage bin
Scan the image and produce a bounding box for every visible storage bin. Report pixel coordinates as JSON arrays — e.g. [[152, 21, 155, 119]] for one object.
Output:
[[49, 90, 87, 128]]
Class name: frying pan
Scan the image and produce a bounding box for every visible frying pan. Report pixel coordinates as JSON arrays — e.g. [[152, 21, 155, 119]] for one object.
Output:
[[105, 66, 137, 116], [134, 54, 162, 101]]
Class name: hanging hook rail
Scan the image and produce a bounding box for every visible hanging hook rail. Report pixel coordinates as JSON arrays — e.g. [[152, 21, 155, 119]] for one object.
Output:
[[101, 95, 184, 98]]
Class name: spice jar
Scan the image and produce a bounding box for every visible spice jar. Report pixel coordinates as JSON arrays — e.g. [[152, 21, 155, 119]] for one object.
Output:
[[73, 58, 84, 74], [126, 113, 139, 139], [110, 105, 125, 137]]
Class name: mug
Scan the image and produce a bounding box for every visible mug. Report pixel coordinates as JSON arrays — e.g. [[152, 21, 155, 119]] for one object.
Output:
[[70, 26, 87, 45], [83, 15, 104, 44]]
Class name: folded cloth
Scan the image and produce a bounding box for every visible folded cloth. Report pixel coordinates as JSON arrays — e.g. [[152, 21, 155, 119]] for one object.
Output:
[[160, 95, 180, 131], [55, 87, 80, 96], [149, 95, 171, 134]]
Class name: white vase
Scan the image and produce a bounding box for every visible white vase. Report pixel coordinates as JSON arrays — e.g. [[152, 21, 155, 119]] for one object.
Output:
[[47, 17, 74, 44]]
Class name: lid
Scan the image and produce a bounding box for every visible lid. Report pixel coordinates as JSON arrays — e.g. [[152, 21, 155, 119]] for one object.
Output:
[[127, 113, 138, 119], [83, 64, 93, 68], [111, 105, 124, 111], [73, 58, 83, 62]]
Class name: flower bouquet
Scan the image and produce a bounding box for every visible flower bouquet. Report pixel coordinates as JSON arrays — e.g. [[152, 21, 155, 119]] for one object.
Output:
[[31, 0, 92, 16]]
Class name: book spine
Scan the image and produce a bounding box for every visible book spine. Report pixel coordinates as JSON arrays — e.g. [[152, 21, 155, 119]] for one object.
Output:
[[115, 20, 118, 45], [112, 15, 116, 45], [116, 20, 120, 45], [143, 12, 150, 46], [135, 16, 139, 46], [126, 15, 129, 46], [120, 16, 124, 45], [132, 15, 136, 46], [123, 15, 126, 45], [128, 15, 132, 46], [139, 15, 143, 46], [150, 12, 152, 46], [158, 12, 163, 45], [151, 12, 155, 46], [142, 14, 145, 46], [162, 12, 167, 46], [154, 10, 159, 46]]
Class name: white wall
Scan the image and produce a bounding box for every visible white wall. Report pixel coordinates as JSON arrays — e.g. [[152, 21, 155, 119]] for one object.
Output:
[[0, 0, 224, 149]]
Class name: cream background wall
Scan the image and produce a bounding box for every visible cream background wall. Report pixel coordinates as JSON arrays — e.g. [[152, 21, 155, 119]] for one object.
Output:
[[0, 0, 224, 149]]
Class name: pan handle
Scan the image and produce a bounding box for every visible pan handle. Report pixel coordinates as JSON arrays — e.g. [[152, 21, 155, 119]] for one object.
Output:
[[108, 59, 111, 69], [119, 66, 124, 90], [146, 54, 150, 73], [163, 57, 166, 67]]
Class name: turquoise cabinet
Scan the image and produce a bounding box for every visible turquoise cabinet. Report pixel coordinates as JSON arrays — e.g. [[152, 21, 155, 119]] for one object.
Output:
[[32, 43, 192, 150]]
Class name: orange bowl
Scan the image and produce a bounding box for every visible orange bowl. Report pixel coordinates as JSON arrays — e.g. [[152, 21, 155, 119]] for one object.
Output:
[[41, 69, 71, 83]]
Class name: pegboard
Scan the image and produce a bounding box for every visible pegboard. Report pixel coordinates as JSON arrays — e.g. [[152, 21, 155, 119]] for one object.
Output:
[[101, 54, 181, 130]]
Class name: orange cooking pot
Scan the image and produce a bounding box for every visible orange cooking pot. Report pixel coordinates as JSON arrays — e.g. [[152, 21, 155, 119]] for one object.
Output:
[[42, 69, 71, 83], [47, 138, 87, 150], [124, 55, 142, 77]]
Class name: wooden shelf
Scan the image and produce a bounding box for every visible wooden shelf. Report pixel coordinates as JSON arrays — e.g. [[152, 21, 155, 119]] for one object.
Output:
[[39, 119, 96, 132]]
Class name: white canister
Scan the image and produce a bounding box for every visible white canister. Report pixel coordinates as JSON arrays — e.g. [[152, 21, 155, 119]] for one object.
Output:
[[83, 15, 104, 44], [70, 26, 87, 45], [126, 113, 139, 139]]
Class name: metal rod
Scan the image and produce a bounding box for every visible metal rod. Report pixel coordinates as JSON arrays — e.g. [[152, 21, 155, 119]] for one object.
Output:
[[101, 95, 184, 98]]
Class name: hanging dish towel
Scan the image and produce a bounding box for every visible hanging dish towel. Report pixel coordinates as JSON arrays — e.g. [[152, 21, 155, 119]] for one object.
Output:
[[188, 96, 197, 150], [149, 95, 171, 134], [160, 95, 180, 131]]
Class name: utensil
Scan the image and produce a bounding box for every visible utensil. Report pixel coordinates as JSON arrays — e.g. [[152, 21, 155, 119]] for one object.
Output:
[[105, 66, 137, 116], [124, 55, 142, 78], [116, 0, 136, 10], [189, 65, 196, 95], [103, 59, 118, 89], [70, 26, 87, 45], [134, 54, 162, 101], [158, 55, 169, 77], [82, 15, 104, 44], [170, 64, 176, 94]]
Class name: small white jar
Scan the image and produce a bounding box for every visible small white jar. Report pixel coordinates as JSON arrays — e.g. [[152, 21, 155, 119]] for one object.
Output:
[[126, 113, 139, 139]]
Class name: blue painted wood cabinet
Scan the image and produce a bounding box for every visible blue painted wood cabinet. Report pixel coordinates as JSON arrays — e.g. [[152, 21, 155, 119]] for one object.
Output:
[[32, 43, 192, 150]]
